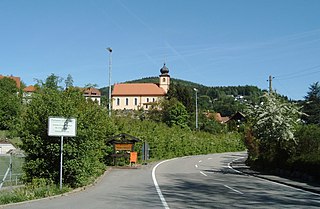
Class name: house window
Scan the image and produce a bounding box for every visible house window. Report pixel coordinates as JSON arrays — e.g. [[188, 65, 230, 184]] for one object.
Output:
[[153, 98, 155, 102], [163, 78, 166, 82], [117, 98, 120, 106], [147, 98, 149, 103], [134, 98, 138, 106], [126, 98, 129, 106]]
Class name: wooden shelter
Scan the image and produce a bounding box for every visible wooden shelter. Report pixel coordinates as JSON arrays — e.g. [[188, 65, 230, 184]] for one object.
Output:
[[107, 133, 141, 165]]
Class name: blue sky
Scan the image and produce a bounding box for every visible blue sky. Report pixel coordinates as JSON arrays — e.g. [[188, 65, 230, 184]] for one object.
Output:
[[1, 0, 320, 100]]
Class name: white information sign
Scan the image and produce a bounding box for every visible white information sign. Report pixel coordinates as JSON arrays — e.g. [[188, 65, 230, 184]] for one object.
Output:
[[48, 117, 77, 137]]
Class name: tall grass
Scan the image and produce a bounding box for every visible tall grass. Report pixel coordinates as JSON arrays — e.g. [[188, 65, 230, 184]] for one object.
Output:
[[0, 178, 70, 205]]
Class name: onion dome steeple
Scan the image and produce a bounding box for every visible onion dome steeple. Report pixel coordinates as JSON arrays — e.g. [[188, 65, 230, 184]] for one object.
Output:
[[160, 63, 169, 74]]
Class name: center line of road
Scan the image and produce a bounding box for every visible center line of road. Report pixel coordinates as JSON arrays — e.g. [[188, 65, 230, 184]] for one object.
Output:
[[200, 171, 207, 176], [224, 185, 244, 194], [195, 164, 198, 168]]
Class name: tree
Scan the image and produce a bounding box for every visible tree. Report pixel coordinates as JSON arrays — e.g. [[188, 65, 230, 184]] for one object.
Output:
[[162, 98, 189, 129], [19, 79, 116, 188], [246, 93, 301, 165], [167, 83, 194, 113], [35, 73, 63, 90], [0, 77, 21, 130], [65, 74, 74, 89], [302, 82, 320, 125]]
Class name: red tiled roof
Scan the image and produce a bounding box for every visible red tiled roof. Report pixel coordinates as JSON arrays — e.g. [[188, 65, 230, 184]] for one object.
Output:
[[23, 85, 37, 92], [112, 83, 166, 96], [83, 87, 101, 96], [0, 75, 21, 89]]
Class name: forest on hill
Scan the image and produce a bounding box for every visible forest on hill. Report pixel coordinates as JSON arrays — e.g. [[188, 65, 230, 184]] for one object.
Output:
[[100, 76, 267, 116]]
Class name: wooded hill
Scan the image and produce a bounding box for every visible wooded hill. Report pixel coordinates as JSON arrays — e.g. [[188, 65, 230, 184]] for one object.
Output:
[[100, 77, 266, 116]]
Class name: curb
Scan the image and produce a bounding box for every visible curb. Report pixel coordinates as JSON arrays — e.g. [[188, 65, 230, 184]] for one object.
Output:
[[247, 172, 320, 195], [230, 161, 320, 195]]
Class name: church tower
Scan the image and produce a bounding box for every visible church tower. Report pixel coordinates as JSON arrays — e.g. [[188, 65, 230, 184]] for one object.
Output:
[[159, 63, 170, 93]]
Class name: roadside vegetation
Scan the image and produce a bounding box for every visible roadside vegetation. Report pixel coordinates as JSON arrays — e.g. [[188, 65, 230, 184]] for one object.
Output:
[[114, 116, 244, 160], [244, 83, 320, 181], [0, 73, 319, 204]]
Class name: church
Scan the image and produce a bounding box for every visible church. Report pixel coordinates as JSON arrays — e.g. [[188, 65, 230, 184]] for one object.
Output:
[[111, 63, 170, 110]]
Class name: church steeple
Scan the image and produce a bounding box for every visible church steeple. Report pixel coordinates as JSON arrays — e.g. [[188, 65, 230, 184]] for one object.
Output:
[[159, 63, 170, 93], [160, 63, 169, 74]]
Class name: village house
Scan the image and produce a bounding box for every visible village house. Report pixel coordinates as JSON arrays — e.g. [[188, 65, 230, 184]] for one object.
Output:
[[22, 85, 102, 105], [111, 63, 170, 110], [0, 140, 16, 155], [0, 75, 21, 89], [83, 87, 102, 105], [23, 85, 37, 103]]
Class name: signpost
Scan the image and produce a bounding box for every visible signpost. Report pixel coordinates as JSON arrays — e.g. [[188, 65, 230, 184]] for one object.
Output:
[[142, 141, 150, 164], [48, 117, 77, 190]]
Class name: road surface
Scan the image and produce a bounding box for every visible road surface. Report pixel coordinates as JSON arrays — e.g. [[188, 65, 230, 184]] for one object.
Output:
[[2, 152, 320, 208]]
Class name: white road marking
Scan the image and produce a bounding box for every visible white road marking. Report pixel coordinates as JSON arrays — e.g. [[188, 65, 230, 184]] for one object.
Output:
[[200, 171, 207, 177], [195, 164, 198, 168], [199, 160, 202, 163], [227, 157, 245, 174], [208, 158, 212, 160], [224, 185, 244, 194], [152, 160, 172, 209]]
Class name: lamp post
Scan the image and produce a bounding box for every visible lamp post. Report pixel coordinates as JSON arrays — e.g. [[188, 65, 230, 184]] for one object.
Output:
[[107, 47, 112, 116], [194, 88, 198, 130]]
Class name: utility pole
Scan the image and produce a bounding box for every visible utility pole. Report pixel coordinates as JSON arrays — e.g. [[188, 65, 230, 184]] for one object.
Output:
[[268, 75, 274, 94], [194, 88, 198, 130], [107, 47, 112, 116]]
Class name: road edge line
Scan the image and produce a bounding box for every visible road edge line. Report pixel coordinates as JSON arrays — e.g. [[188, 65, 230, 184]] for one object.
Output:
[[152, 159, 172, 209]]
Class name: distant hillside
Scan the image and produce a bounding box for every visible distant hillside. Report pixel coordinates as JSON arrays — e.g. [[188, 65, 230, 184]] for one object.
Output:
[[100, 76, 266, 116], [100, 76, 264, 99], [100, 77, 206, 96]]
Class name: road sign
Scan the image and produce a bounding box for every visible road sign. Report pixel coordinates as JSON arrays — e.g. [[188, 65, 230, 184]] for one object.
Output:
[[48, 117, 77, 137], [48, 116, 77, 190]]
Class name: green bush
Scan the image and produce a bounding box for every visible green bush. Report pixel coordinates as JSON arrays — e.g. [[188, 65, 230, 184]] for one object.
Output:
[[114, 116, 245, 161], [0, 77, 22, 130], [288, 125, 320, 179], [19, 86, 116, 188], [245, 93, 301, 166]]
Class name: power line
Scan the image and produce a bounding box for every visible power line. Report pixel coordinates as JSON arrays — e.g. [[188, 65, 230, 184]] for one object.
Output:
[[275, 65, 320, 80]]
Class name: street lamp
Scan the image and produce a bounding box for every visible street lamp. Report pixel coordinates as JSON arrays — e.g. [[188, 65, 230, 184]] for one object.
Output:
[[194, 88, 198, 130], [107, 47, 112, 117]]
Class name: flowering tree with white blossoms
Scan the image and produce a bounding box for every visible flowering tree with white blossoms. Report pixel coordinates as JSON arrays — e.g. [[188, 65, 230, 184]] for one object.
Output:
[[246, 93, 301, 165]]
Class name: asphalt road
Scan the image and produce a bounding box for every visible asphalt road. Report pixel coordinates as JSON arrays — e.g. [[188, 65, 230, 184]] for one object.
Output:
[[2, 152, 320, 209], [155, 152, 320, 208], [2, 164, 162, 209]]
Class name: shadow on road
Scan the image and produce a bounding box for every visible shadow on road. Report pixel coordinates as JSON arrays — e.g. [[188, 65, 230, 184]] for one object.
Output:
[[155, 154, 320, 209]]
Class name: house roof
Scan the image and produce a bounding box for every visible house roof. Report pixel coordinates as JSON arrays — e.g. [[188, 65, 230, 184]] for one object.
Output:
[[23, 85, 37, 92], [83, 87, 101, 96], [107, 133, 141, 144], [228, 111, 246, 122], [205, 112, 230, 123], [112, 83, 166, 96], [0, 75, 21, 89]]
